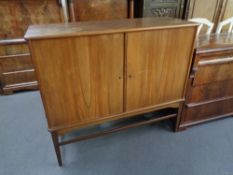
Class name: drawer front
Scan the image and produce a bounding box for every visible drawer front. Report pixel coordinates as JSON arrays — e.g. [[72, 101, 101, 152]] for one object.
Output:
[[187, 80, 233, 103], [193, 56, 233, 86], [0, 43, 29, 56], [0, 53, 33, 72], [2, 69, 36, 85], [182, 98, 233, 123]]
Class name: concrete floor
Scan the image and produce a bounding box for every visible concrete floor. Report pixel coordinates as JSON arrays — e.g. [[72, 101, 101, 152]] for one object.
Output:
[[1, 91, 233, 175]]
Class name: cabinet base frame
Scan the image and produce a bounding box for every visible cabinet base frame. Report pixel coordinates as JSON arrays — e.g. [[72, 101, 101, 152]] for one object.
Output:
[[50, 103, 184, 166]]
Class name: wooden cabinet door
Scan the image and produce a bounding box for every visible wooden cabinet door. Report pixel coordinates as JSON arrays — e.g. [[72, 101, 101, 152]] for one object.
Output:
[[30, 34, 124, 129], [126, 28, 195, 111]]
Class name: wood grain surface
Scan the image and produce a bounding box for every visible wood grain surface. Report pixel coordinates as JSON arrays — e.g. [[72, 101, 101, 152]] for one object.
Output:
[[0, 0, 64, 39], [27, 18, 197, 132], [30, 34, 124, 128], [25, 17, 197, 39], [126, 27, 196, 110], [69, 0, 128, 21]]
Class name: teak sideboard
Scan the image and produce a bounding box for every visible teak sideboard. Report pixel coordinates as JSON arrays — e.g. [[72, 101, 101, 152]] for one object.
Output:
[[25, 18, 197, 166]]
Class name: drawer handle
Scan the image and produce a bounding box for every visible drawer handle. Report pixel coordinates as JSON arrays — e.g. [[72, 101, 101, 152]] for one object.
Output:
[[198, 56, 233, 66]]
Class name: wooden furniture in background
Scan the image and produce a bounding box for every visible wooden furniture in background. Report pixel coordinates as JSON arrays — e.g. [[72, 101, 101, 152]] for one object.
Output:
[[135, 0, 186, 18], [219, 0, 233, 21], [68, 0, 134, 22], [0, 39, 37, 94], [186, 0, 222, 22], [185, 0, 233, 31], [25, 17, 197, 166], [0, 0, 65, 94], [179, 33, 233, 130]]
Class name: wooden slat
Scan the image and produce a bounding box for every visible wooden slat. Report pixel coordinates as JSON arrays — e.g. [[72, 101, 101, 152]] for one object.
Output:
[[59, 113, 177, 146]]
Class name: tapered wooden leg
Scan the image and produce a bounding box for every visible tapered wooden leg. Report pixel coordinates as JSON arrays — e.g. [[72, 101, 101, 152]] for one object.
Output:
[[51, 132, 62, 166], [175, 102, 185, 132]]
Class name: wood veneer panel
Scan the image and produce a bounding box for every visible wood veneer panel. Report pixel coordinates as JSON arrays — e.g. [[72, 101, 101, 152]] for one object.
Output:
[[126, 27, 196, 111], [0, 54, 33, 72], [193, 61, 233, 86], [0, 44, 29, 56], [182, 97, 233, 123], [70, 0, 128, 21], [221, 0, 233, 20], [2, 69, 35, 85], [0, 0, 63, 39], [189, 0, 219, 21], [188, 80, 233, 103], [29, 34, 124, 129]]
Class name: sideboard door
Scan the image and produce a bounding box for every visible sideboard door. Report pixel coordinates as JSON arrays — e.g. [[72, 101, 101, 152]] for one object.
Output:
[[30, 34, 124, 129], [125, 28, 195, 111]]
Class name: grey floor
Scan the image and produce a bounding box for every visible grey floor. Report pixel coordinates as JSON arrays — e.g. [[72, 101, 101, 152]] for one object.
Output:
[[1, 91, 233, 175]]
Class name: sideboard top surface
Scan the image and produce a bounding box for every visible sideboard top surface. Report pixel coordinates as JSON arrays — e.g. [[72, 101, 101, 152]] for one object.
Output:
[[25, 17, 197, 40], [196, 33, 233, 54]]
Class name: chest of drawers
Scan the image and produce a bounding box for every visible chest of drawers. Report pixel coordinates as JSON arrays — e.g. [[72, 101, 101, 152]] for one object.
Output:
[[179, 34, 233, 130]]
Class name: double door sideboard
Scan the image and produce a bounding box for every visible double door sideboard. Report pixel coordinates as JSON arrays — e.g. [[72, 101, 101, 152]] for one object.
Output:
[[25, 17, 197, 165]]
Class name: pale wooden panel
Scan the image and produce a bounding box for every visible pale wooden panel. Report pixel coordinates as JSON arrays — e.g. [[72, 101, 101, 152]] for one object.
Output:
[[30, 34, 124, 129], [222, 0, 233, 19], [126, 27, 195, 111], [190, 0, 219, 21]]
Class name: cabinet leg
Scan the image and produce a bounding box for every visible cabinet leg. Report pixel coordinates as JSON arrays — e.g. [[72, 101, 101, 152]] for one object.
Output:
[[51, 132, 62, 166], [175, 102, 184, 132]]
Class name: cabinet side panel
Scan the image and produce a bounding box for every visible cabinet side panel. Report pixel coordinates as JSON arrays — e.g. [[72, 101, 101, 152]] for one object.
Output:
[[29, 34, 124, 129], [222, 0, 233, 20], [126, 27, 195, 111]]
